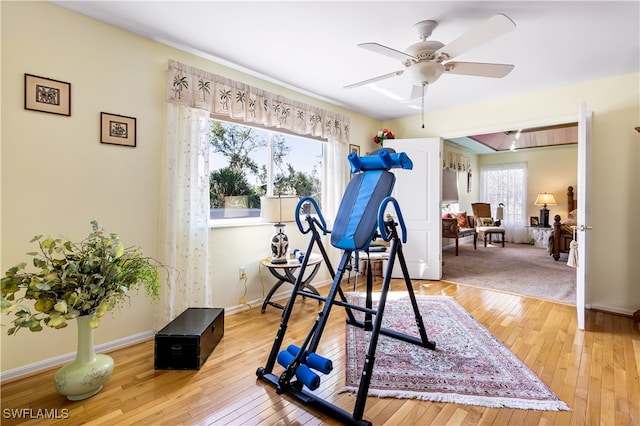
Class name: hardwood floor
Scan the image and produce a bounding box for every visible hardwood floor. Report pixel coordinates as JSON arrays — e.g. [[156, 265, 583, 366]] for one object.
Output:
[[2, 279, 639, 425]]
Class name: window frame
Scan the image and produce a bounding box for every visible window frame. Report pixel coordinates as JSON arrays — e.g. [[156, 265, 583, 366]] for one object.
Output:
[[208, 119, 324, 228]]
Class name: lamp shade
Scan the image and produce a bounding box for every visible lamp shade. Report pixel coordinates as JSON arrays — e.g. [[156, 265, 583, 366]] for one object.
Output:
[[261, 196, 299, 223], [535, 193, 557, 207], [496, 203, 504, 220]]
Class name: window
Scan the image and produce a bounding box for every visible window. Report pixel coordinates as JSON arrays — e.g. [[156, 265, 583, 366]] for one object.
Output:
[[209, 120, 323, 221], [480, 162, 528, 243]]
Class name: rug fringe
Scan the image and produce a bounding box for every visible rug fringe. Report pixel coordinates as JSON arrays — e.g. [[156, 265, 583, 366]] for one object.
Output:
[[338, 386, 571, 412]]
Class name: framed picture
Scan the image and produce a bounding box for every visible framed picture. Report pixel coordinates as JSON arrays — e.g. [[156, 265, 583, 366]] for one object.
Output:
[[24, 74, 71, 116], [349, 144, 360, 156], [530, 216, 539, 226], [100, 112, 136, 147]]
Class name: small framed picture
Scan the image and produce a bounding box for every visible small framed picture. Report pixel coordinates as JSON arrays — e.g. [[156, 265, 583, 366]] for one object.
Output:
[[349, 144, 360, 156], [24, 74, 71, 116], [101, 112, 136, 147], [530, 216, 539, 226]]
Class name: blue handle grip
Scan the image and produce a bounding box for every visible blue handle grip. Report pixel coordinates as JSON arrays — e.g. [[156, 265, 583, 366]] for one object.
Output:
[[295, 197, 327, 234], [377, 196, 407, 243]]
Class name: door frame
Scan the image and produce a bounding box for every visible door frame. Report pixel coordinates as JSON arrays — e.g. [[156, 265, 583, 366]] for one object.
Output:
[[439, 112, 588, 320]]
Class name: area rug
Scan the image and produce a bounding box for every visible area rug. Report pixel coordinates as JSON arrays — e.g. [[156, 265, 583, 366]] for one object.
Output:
[[341, 293, 570, 411]]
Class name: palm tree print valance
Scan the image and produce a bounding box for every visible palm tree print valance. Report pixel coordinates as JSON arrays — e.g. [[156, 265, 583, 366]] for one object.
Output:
[[165, 60, 350, 143]]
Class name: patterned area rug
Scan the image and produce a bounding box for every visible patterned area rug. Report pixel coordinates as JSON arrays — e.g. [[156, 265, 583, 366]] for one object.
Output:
[[341, 293, 570, 411]]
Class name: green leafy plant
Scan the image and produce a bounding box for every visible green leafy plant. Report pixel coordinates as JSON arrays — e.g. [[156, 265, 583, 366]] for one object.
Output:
[[1, 221, 164, 334]]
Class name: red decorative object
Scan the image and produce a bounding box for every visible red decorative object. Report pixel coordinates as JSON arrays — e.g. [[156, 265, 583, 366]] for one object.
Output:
[[374, 128, 395, 145]]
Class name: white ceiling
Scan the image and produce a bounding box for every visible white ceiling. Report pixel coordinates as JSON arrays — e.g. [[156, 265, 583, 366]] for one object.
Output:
[[51, 1, 639, 121]]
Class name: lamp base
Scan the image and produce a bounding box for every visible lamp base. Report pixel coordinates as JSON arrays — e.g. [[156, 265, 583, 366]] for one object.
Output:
[[270, 223, 289, 264], [539, 208, 550, 228]]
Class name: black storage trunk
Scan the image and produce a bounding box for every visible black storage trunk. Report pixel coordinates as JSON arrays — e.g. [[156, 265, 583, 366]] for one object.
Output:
[[154, 307, 224, 370]]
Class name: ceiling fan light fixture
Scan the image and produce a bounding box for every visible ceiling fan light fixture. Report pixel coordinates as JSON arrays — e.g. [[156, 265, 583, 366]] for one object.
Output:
[[405, 61, 445, 85], [404, 40, 444, 64]]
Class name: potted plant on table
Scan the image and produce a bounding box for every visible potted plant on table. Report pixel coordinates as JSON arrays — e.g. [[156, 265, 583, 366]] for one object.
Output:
[[1, 221, 164, 400]]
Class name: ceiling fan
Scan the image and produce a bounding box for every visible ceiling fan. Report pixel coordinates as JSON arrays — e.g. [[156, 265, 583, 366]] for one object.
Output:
[[345, 14, 516, 102]]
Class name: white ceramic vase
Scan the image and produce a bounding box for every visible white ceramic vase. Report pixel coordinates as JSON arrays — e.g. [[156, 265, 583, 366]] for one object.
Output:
[[54, 315, 114, 401]]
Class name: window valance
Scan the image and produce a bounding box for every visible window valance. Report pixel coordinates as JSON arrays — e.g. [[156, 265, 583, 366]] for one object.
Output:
[[443, 149, 470, 172], [165, 60, 350, 143]]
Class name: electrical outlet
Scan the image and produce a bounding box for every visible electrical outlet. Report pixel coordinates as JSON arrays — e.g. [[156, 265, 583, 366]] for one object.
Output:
[[239, 266, 247, 279]]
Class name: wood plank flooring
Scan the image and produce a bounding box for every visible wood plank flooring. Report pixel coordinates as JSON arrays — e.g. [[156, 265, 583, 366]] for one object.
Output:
[[1, 279, 639, 425]]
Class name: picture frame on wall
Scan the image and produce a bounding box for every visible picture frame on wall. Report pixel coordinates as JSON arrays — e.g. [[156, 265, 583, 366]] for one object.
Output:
[[24, 74, 71, 116], [530, 216, 539, 226], [100, 112, 137, 147]]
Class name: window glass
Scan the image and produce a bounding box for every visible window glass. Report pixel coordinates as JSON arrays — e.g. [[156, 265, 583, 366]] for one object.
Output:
[[209, 120, 323, 221], [480, 163, 527, 225]]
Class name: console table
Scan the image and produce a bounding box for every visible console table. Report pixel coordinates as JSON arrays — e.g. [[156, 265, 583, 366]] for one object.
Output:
[[260, 253, 322, 313]]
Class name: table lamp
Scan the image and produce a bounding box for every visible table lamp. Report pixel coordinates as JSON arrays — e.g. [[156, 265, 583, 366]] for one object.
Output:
[[495, 203, 504, 226], [535, 192, 557, 228], [261, 195, 299, 264]]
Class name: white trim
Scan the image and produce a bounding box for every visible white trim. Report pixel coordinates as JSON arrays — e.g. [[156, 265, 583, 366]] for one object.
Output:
[[440, 114, 578, 140], [589, 304, 636, 317], [225, 278, 332, 315], [0, 331, 155, 383]]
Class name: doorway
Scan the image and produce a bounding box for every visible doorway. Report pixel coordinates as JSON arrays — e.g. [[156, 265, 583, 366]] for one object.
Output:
[[441, 118, 579, 304]]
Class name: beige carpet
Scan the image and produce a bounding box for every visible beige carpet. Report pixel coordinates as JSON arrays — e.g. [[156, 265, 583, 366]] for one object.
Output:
[[441, 242, 576, 304]]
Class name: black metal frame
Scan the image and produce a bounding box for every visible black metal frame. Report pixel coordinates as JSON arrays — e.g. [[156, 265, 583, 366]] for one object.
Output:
[[256, 198, 435, 425]]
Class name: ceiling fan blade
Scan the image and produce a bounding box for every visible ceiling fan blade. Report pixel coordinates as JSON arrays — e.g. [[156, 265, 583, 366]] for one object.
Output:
[[444, 62, 514, 78], [344, 70, 404, 89], [435, 14, 516, 60], [410, 83, 428, 99], [358, 42, 416, 62]]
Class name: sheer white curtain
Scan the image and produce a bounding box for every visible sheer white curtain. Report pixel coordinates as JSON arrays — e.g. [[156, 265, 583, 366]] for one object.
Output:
[[322, 137, 349, 267], [479, 162, 529, 243], [156, 103, 212, 327]]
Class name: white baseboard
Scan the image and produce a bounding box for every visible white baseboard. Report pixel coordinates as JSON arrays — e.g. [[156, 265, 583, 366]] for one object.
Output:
[[2, 278, 333, 382], [225, 278, 331, 315], [589, 303, 636, 317], [0, 330, 155, 383]]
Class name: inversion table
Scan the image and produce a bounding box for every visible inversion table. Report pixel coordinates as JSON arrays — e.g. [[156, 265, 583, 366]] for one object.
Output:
[[256, 148, 436, 426]]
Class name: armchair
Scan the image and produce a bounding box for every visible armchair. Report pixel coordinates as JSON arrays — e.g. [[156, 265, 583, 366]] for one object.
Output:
[[471, 203, 506, 247], [442, 213, 477, 256]]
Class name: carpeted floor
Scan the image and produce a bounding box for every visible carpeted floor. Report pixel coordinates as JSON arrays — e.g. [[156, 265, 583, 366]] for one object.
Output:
[[442, 241, 576, 304], [341, 293, 570, 411]]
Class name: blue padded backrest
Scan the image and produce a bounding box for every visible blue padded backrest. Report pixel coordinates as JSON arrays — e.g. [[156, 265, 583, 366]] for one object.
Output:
[[331, 170, 395, 251]]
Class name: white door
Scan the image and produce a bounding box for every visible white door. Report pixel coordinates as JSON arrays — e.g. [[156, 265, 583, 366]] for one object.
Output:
[[384, 138, 442, 280], [576, 103, 592, 330]]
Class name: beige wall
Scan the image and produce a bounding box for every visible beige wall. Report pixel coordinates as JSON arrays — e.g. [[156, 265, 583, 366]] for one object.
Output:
[[441, 144, 480, 214], [0, 2, 379, 373], [386, 73, 640, 316], [479, 145, 578, 221], [442, 142, 577, 246]]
